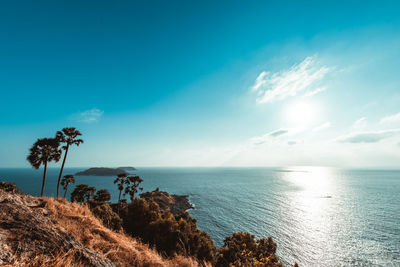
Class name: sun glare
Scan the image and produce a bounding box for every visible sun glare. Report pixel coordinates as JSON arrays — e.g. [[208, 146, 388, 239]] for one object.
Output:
[[286, 102, 317, 126]]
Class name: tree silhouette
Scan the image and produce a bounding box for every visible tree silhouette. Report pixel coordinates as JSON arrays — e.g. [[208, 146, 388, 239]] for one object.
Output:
[[55, 127, 83, 198], [123, 175, 143, 202], [27, 138, 61, 197], [61, 174, 75, 199], [71, 184, 96, 204], [94, 189, 111, 202], [114, 173, 128, 203]]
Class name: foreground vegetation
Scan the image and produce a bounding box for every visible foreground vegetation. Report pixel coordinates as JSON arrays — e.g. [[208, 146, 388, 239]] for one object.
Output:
[[22, 127, 297, 266], [1, 181, 294, 266], [67, 180, 292, 266], [0, 182, 201, 267]]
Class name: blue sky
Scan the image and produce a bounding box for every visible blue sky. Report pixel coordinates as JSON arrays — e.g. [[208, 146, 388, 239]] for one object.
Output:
[[1, 1, 400, 167]]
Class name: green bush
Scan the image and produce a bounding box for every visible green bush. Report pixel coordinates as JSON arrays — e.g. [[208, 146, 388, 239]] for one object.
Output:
[[94, 189, 111, 202], [71, 184, 96, 203], [117, 198, 216, 264], [216, 232, 284, 267], [91, 202, 122, 231]]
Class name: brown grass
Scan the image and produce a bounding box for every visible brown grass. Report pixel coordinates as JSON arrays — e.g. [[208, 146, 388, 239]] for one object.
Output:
[[7, 251, 84, 267], [41, 198, 207, 267]]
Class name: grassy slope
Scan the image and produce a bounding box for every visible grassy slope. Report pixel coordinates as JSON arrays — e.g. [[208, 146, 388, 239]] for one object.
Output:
[[0, 188, 208, 267]]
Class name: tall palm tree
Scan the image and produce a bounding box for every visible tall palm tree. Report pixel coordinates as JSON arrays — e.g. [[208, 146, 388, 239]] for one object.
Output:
[[55, 127, 83, 198], [61, 174, 75, 199], [27, 138, 62, 197]]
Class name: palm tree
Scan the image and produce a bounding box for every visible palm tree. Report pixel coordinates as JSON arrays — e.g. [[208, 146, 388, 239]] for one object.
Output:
[[123, 175, 143, 202], [55, 127, 83, 198], [114, 173, 128, 203], [27, 138, 62, 197], [61, 174, 75, 199]]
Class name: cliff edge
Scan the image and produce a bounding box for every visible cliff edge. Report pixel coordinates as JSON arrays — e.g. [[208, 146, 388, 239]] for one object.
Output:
[[140, 188, 194, 215]]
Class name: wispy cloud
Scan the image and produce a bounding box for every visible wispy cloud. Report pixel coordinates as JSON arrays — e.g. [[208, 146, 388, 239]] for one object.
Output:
[[336, 129, 400, 143], [268, 128, 289, 137], [305, 87, 326, 97], [251, 56, 330, 103], [380, 112, 400, 124], [312, 122, 331, 132], [72, 108, 104, 123], [353, 117, 367, 129], [251, 128, 290, 145]]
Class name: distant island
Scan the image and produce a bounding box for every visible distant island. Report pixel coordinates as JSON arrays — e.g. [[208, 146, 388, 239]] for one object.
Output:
[[75, 167, 136, 176], [117, 166, 136, 171]]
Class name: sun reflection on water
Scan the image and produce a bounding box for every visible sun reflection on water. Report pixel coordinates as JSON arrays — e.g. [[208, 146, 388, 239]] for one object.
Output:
[[281, 166, 339, 265], [284, 166, 335, 196]]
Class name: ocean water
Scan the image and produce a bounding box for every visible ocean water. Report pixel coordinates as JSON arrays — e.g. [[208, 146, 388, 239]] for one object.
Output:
[[1, 167, 399, 266]]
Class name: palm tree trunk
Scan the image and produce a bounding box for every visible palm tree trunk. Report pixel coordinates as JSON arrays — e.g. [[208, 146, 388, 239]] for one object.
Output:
[[41, 162, 48, 197], [64, 186, 68, 199], [117, 189, 123, 214], [57, 145, 69, 198]]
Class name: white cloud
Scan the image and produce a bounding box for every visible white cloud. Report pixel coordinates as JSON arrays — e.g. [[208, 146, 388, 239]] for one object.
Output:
[[251, 56, 330, 103], [305, 87, 326, 97], [268, 128, 289, 137], [72, 108, 104, 123], [353, 117, 367, 129], [251, 128, 290, 145], [312, 122, 331, 132], [336, 129, 400, 143], [380, 112, 400, 124]]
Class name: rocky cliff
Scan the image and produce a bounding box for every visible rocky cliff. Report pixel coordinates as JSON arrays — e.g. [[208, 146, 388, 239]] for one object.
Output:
[[140, 188, 194, 215]]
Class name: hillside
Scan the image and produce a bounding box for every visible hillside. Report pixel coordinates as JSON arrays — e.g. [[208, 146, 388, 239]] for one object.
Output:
[[0, 184, 204, 267]]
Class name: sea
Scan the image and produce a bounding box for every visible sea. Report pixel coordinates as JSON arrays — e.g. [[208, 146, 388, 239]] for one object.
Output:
[[0, 167, 399, 267]]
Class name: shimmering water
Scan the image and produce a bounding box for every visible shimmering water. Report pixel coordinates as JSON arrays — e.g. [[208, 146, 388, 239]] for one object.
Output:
[[1, 167, 399, 266]]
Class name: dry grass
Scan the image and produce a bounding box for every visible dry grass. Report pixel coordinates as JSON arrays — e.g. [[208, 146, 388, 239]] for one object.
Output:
[[7, 251, 84, 267], [42, 197, 207, 267]]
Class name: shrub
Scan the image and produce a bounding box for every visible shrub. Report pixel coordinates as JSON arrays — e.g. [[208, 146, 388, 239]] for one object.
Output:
[[0, 182, 21, 194], [71, 184, 96, 203], [216, 232, 284, 267], [91, 202, 122, 231], [118, 198, 216, 264], [94, 189, 111, 202]]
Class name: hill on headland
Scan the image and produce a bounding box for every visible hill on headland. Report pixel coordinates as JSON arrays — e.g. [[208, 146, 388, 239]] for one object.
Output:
[[140, 188, 193, 215], [0, 181, 290, 267], [75, 167, 136, 176], [0, 183, 202, 266]]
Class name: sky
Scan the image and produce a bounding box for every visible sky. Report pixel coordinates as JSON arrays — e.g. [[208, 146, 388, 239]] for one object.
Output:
[[1, 0, 400, 168]]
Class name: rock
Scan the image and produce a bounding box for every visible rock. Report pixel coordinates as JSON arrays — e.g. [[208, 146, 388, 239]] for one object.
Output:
[[140, 190, 193, 215]]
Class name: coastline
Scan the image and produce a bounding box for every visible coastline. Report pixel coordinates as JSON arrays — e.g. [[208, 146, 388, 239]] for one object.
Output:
[[140, 189, 194, 215]]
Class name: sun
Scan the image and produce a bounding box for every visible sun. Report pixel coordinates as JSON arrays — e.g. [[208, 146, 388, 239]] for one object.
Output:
[[285, 101, 317, 126]]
